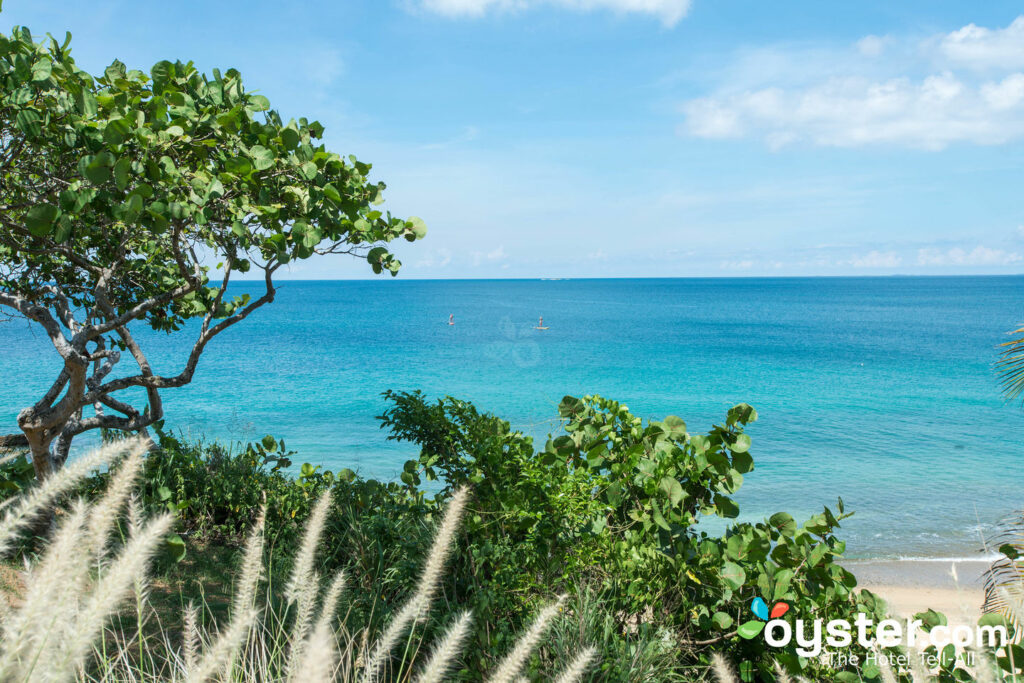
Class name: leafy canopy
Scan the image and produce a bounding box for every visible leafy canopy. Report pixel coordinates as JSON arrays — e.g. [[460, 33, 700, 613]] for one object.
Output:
[[0, 25, 425, 333]]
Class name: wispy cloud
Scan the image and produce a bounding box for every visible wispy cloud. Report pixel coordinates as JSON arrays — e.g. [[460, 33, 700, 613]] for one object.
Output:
[[680, 16, 1024, 149], [471, 244, 508, 266], [719, 258, 754, 271], [415, 248, 453, 268], [416, 0, 691, 26], [847, 250, 902, 268], [917, 245, 1021, 266], [938, 16, 1024, 70]]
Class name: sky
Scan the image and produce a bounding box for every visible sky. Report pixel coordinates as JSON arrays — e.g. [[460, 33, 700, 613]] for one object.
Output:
[[6, 1, 1024, 278]]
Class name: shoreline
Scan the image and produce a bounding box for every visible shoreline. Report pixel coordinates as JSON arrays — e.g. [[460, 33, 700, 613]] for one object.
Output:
[[844, 559, 988, 624]]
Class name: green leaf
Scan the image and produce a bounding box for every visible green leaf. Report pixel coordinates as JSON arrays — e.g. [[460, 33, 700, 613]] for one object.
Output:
[[651, 500, 670, 530], [25, 204, 59, 236], [15, 109, 41, 137], [659, 476, 684, 507], [53, 216, 73, 243], [75, 89, 98, 118], [914, 608, 948, 631], [113, 157, 132, 191], [721, 561, 746, 590], [712, 612, 733, 630], [224, 157, 252, 176], [736, 620, 764, 639], [118, 194, 143, 223], [151, 60, 174, 94], [662, 414, 686, 439], [103, 117, 131, 145], [773, 568, 793, 601], [83, 152, 115, 184], [322, 183, 342, 203], [31, 57, 52, 82], [249, 145, 274, 171], [407, 215, 428, 239], [730, 433, 751, 453], [714, 494, 740, 519], [163, 533, 187, 562], [769, 512, 797, 537], [280, 127, 300, 150], [248, 94, 271, 111], [731, 452, 753, 475]]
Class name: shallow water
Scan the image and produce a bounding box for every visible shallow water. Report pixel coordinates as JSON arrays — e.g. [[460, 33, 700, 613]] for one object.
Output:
[[2, 276, 1022, 559]]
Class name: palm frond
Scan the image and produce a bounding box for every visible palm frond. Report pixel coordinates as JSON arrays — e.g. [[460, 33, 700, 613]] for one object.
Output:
[[996, 326, 1024, 401], [982, 509, 1024, 624]]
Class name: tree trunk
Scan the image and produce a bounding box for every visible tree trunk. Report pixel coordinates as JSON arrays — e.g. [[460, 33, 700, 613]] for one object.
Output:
[[24, 429, 54, 480]]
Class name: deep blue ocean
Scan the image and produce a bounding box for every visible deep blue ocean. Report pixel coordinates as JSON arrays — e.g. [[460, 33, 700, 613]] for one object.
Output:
[[2, 276, 1023, 560]]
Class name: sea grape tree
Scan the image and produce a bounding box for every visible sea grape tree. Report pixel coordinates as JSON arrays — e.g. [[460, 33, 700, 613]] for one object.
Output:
[[0, 26, 426, 478]]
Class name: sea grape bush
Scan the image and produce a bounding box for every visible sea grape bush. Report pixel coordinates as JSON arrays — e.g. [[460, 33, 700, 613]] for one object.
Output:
[[0, 24, 426, 478], [380, 391, 893, 680], [7, 393, 1010, 680]]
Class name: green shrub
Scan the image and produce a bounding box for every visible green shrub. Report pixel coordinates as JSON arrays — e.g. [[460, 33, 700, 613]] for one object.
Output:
[[27, 392, 919, 680], [379, 391, 889, 680]]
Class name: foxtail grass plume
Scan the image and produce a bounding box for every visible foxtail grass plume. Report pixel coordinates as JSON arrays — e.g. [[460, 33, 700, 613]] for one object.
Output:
[[62, 510, 175, 676], [0, 500, 91, 680], [86, 440, 147, 562], [710, 653, 737, 683], [286, 490, 332, 652], [554, 645, 597, 683], [185, 607, 259, 683], [487, 595, 566, 683], [184, 601, 201, 675], [288, 617, 338, 683], [232, 505, 267, 620], [414, 611, 473, 683], [362, 486, 470, 683], [0, 436, 148, 557]]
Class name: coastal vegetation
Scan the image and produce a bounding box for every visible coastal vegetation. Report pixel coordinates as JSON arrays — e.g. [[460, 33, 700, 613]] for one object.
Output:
[[0, 23, 425, 480], [3, 393, 1021, 681], [1, 12, 1022, 683]]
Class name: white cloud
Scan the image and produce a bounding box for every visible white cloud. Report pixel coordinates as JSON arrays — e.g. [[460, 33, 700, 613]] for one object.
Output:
[[848, 250, 902, 268], [415, 248, 453, 268], [917, 245, 1022, 266], [417, 0, 691, 26], [682, 72, 1024, 150], [939, 16, 1024, 70], [471, 245, 508, 266], [680, 16, 1024, 149], [719, 258, 754, 270]]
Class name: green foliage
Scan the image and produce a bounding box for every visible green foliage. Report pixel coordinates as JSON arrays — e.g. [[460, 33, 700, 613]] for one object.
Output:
[[379, 391, 889, 679], [35, 393, 1013, 681], [0, 26, 424, 329], [0, 451, 34, 495], [0, 23, 426, 478]]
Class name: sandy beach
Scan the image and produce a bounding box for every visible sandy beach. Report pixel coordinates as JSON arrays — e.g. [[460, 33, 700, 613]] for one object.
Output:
[[846, 559, 988, 625]]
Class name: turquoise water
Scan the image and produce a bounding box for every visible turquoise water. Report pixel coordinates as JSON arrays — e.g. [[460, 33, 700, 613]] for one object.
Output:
[[2, 276, 1023, 559]]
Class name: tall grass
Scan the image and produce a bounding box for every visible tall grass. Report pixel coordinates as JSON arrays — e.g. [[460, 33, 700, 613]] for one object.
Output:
[[0, 440, 597, 682]]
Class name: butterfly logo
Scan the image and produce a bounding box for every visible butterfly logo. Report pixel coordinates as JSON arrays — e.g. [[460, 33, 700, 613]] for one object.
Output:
[[737, 597, 790, 639]]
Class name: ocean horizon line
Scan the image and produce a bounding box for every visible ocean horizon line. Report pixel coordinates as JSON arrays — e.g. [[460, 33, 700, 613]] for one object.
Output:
[[227, 273, 1024, 283]]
